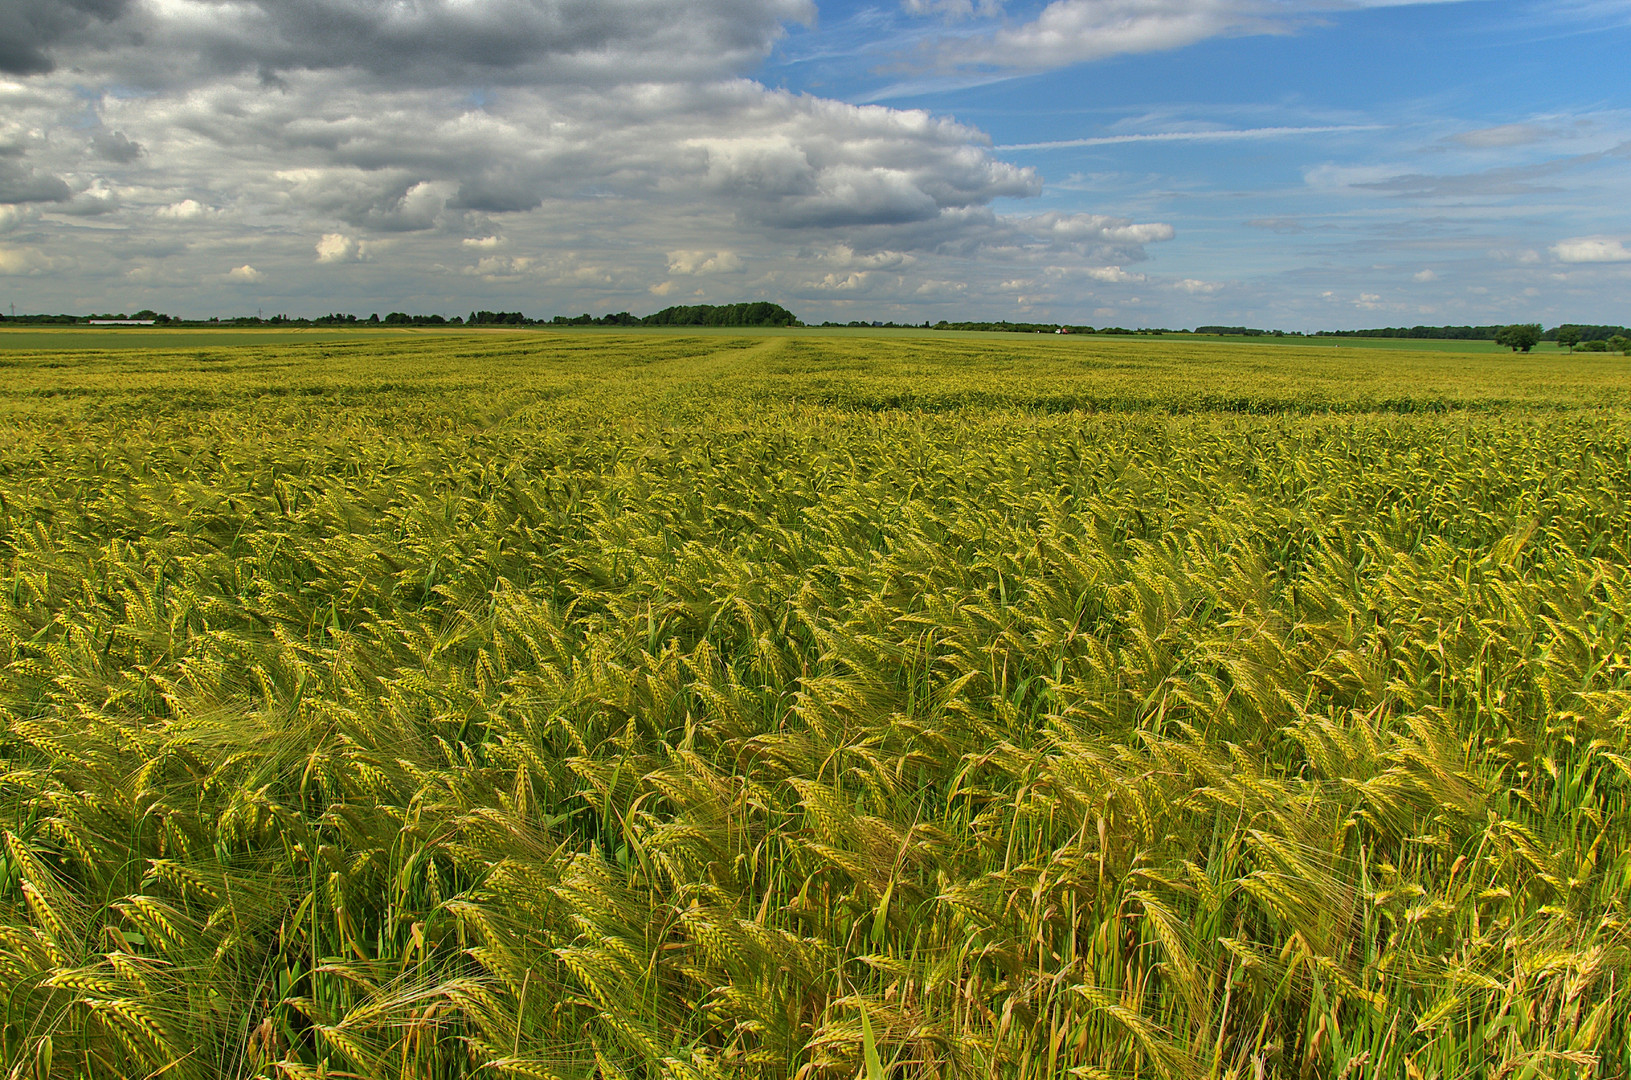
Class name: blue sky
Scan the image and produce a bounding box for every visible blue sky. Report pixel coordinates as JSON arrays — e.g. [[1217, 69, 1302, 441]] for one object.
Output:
[[3, 0, 1629, 327], [765, 0, 1631, 327]]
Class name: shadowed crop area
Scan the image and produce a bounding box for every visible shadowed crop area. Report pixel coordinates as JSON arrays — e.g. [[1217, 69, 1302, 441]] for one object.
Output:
[[1, 330, 1630, 1079]]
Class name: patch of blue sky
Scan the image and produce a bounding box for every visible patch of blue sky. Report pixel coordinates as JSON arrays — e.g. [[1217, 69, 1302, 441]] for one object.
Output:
[[764, 0, 1631, 328]]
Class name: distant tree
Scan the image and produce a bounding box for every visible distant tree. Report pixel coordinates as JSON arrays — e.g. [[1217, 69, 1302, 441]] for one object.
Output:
[[471, 310, 528, 325], [641, 302, 797, 327], [1542, 323, 1629, 343], [1196, 326, 1266, 336], [1495, 323, 1541, 352], [1555, 326, 1581, 352], [1317, 325, 1502, 340], [1609, 335, 1629, 355]]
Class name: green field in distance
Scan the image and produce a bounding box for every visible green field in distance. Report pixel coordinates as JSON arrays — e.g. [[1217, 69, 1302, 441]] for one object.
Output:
[[1, 332, 1628, 1079], [0, 323, 1574, 354]]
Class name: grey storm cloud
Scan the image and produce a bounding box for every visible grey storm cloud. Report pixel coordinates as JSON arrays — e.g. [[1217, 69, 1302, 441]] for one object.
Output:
[[90, 129, 143, 162], [25, 0, 815, 87], [116, 73, 1040, 237], [0, 161, 72, 204], [0, 0, 1181, 318], [0, 0, 132, 75]]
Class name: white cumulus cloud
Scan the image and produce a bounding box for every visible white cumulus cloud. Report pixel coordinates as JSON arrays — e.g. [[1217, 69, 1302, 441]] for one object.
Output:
[[155, 199, 213, 220], [315, 233, 365, 263], [808, 271, 872, 291], [227, 264, 263, 282], [0, 205, 37, 234], [667, 250, 745, 275], [1174, 278, 1222, 294], [0, 246, 70, 275], [1031, 212, 1175, 246], [1551, 236, 1631, 263], [820, 245, 914, 270], [461, 255, 536, 279], [921, 0, 1473, 72], [947, 0, 1254, 69]]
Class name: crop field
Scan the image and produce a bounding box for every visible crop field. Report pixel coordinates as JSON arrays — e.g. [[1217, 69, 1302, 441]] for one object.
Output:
[[1, 330, 1629, 1079], [0, 325, 1568, 355]]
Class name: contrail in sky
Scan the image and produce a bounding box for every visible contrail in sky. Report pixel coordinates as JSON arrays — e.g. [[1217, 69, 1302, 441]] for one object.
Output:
[[998, 124, 1386, 150]]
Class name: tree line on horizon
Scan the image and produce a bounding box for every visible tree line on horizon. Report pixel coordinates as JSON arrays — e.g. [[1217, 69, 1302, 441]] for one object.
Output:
[[0, 308, 1625, 347], [1484, 323, 1630, 353], [548, 302, 800, 327], [1311, 322, 1630, 343], [0, 303, 803, 328]]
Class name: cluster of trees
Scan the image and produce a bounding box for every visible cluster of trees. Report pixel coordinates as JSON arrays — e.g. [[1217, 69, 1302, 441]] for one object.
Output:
[[641, 302, 798, 326], [11, 309, 179, 324], [933, 320, 1084, 333], [819, 320, 931, 329], [930, 321, 1171, 335], [1, 303, 804, 328], [383, 312, 452, 325], [1574, 336, 1630, 353], [216, 313, 448, 326], [1486, 324, 1628, 353], [1311, 323, 1628, 352], [1548, 324, 1630, 348], [547, 303, 800, 327], [0, 313, 81, 324], [552, 312, 637, 326], [1191, 327, 1299, 338], [1552, 325, 1630, 353], [1316, 325, 1503, 340]]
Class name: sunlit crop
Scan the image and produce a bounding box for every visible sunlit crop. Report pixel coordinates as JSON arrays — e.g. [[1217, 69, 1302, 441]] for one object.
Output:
[[2, 329, 1629, 1078]]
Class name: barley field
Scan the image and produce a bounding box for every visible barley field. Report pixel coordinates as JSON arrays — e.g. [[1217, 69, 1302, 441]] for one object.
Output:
[[1, 329, 1629, 1079]]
